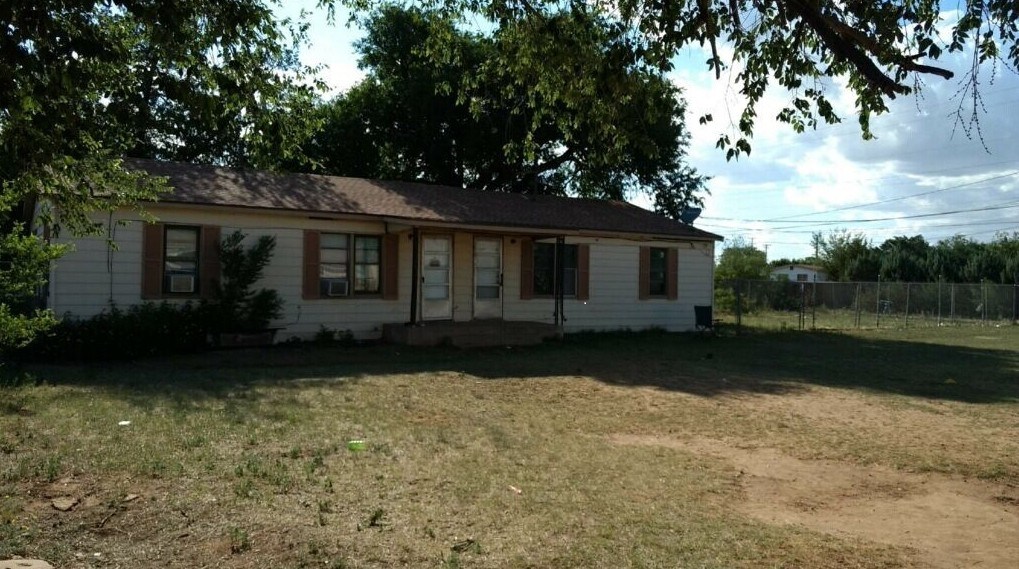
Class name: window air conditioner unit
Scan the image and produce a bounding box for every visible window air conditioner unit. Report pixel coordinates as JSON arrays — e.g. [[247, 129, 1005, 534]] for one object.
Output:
[[170, 274, 196, 293], [327, 280, 349, 297]]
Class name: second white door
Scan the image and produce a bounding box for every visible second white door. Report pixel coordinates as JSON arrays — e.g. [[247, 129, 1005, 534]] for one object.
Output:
[[473, 238, 503, 319]]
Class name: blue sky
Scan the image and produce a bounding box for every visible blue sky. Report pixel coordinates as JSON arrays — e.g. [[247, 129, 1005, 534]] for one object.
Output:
[[277, 1, 1018, 260]]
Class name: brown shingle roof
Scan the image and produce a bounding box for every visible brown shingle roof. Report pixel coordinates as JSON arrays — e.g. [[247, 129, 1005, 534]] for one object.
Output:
[[128, 159, 722, 241]]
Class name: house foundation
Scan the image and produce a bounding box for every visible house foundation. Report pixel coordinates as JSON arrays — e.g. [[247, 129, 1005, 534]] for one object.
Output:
[[383, 320, 561, 347]]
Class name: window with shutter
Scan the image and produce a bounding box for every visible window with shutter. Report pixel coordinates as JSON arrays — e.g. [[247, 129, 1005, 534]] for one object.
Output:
[[142, 223, 219, 299], [304, 230, 396, 299], [639, 246, 677, 300]]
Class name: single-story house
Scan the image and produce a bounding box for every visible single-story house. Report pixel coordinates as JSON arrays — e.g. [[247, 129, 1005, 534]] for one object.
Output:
[[46, 159, 723, 345], [770, 264, 829, 283]]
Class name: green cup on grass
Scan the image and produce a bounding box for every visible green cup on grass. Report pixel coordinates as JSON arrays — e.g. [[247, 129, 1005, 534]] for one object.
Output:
[[347, 439, 366, 451]]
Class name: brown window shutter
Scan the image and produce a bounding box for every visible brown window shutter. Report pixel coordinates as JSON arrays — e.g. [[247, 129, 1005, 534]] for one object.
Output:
[[666, 248, 678, 300], [576, 244, 590, 301], [141, 223, 164, 299], [519, 237, 534, 300], [382, 233, 399, 300], [303, 230, 321, 300], [200, 226, 221, 299], [638, 246, 650, 300]]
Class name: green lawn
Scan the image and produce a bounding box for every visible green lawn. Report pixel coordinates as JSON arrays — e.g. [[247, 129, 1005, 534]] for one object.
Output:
[[2, 326, 1018, 567]]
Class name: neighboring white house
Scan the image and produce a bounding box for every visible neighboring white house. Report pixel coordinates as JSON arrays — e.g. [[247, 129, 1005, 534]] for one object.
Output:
[[46, 159, 723, 344], [770, 264, 829, 282]]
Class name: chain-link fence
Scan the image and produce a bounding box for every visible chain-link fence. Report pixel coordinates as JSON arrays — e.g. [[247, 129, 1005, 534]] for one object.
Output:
[[717, 279, 1019, 330]]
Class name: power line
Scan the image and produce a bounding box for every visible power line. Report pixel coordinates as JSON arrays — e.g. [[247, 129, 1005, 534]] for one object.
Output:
[[702, 199, 1019, 225], [757, 171, 1019, 221], [695, 219, 1019, 236], [960, 226, 1019, 238]]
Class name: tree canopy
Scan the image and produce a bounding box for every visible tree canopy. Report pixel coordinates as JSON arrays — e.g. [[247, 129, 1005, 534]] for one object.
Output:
[[296, 5, 707, 213], [714, 237, 769, 283], [3, 1, 320, 236], [1, 1, 321, 351], [333, 0, 1018, 156]]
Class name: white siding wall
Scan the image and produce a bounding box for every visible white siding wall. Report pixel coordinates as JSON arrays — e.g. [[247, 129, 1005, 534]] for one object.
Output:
[[49, 214, 144, 316], [503, 237, 716, 332], [50, 206, 412, 340], [49, 205, 717, 338]]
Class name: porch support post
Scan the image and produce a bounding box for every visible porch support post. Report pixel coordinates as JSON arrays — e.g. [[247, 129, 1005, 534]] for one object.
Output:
[[555, 235, 566, 328], [409, 227, 420, 325]]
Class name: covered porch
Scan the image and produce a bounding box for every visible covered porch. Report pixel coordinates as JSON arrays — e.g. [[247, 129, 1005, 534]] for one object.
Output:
[[396, 226, 575, 330]]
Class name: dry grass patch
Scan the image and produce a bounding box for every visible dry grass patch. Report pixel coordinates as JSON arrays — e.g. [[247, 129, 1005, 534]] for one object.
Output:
[[2, 326, 1017, 567]]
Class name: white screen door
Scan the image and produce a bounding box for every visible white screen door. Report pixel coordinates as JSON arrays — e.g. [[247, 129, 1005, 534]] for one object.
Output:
[[473, 238, 502, 319], [421, 236, 452, 320]]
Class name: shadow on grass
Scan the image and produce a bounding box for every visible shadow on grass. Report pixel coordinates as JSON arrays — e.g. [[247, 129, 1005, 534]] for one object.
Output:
[[8, 325, 1019, 408]]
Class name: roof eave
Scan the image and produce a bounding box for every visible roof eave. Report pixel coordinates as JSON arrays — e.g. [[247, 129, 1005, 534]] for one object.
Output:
[[146, 199, 723, 242]]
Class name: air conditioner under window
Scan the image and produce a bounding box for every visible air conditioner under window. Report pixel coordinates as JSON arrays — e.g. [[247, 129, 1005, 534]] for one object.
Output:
[[170, 274, 196, 293], [327, 279, 349, 297]]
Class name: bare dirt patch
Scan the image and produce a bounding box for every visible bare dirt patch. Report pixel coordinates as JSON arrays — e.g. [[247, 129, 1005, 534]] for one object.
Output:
[[611, 434, 1019, 569], [724, 388, 1019, 473]]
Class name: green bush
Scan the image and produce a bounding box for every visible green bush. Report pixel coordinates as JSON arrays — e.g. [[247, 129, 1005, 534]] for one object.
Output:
[[207, 230, 284, 333], [15, 302, 209, 362], [0, 225, 66, 354], [714, 287, 738, 313]]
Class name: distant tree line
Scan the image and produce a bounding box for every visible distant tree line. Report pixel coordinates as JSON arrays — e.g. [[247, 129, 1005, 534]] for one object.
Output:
[[716, 231, 1019, 286], [772, 231, 1019, 284]]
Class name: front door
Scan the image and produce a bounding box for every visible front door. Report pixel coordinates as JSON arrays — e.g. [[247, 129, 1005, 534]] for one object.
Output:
[[421, 235, 453, 320], [473, 237, 503, 319]]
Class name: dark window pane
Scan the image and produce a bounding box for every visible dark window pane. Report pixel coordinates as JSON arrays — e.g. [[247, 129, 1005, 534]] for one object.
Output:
[[534, 243, 555, 296], [562, 267, 577, 296], [354, 236, 381, 293], [163, 226, 199, 293], [533, 243, 578, 297], [320, 233, 351, 295], [649, 247, 668, 296], [321, 234, 348, 249], [563, 245, 578, 295]]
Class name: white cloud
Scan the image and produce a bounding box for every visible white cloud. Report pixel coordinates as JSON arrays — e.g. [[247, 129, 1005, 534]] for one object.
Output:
[[781, 138, 884, 210], [672, 29, 1019, 260]]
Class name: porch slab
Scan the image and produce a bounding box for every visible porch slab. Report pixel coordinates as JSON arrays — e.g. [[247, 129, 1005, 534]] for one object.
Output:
[[383, 320, 561, 347]]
